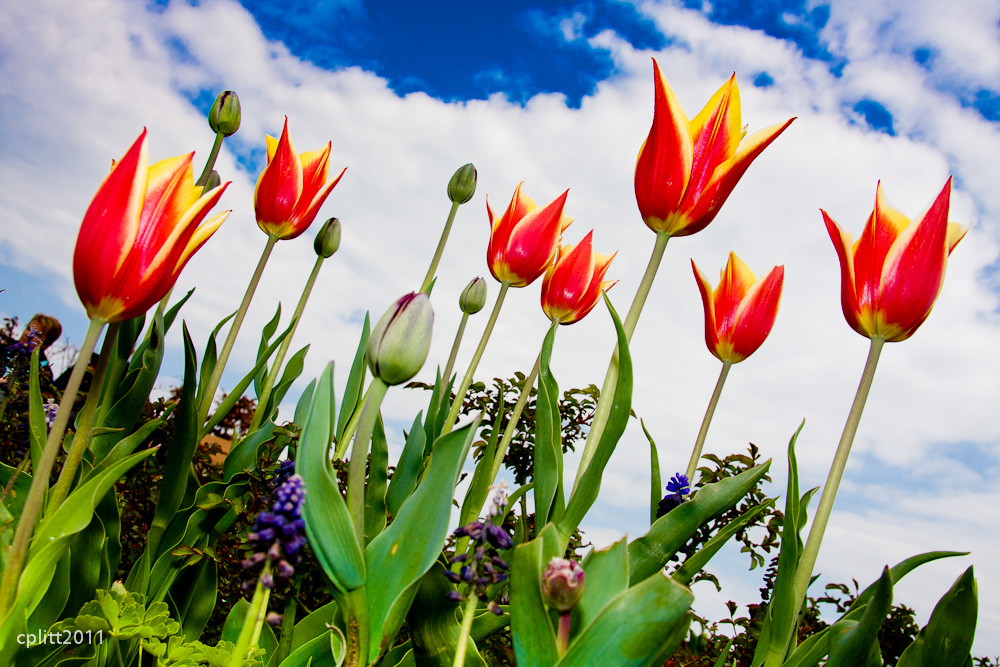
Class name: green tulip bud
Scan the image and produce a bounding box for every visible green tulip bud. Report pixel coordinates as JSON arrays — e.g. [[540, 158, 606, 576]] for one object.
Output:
[[204, 170, 222, 191], [314, 217, 342, 258], [541, 557, 585, 612], [447, 163, 477, 204], [208, 91, 241, 136], [367, 292, 433, 385], [459, 277, 487, 314]]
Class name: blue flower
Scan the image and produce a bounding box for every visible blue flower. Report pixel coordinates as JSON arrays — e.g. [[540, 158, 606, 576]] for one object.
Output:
[[243, 474, 307, 591], [656, 473, 691, 518]]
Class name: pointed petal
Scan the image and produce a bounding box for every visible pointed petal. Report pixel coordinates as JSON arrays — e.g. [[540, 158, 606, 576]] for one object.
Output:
[[634, 59, 694, 230], [823, 210, 866, 337], [686, 75, 741, 204], [285, 165, 346, 240], [299, 142, 332, 200], [691, 259, 722, 359], [254, 118, 304, 229], [714, 251, 757, 331], [730, 264, 784, 361], [542, 231, 596, 321], [852, 182, 911, 316], [498, 189, 568, 286], [947, 222, 969, 254], [877, 179, 951, 340]]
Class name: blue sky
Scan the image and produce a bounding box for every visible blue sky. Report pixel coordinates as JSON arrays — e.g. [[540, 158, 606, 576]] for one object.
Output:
[[3, 0, 1000, 653]]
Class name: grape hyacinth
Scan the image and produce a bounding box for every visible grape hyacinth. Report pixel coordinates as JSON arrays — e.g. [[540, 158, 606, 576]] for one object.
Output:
[[656, 473, 691, 518], [444, 484, 512, 615], [242, 473, 306, 591]]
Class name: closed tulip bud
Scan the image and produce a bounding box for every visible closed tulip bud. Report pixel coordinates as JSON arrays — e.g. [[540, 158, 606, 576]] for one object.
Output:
[[204, 170, 222, 191], [367, 292, 433, 385], [448, 163, 477, 204], [541, 557, 585, 612], [314, 217, 342, 258], [459, 277, 487, 314], [208, 91, 241, 136]]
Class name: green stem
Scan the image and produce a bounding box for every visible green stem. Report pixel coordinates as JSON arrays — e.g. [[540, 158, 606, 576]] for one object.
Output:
[[0, 317, 104, 616], [792, 337, 885, 612], [0, 454, 29, 504], [334, 384, 371, 461], [442, 313, 470, 395], [198, 234, 278, 429], [684, 360, 732, 483], [556, 611, 572, 656], [441, 281, 511, 435], [196, 132, 225, 187], [274, 586, 299, 665], [339, 587, 369, 667], [573, 231, 670, 491], [453, 594, 479, 667], [228, 565, 272, 667], [47, 321, 121, 511], [489, 347, 544, 485], [249, 253, 326, 432], [420, 201, 460, 293], [347, 377, 389, 539]]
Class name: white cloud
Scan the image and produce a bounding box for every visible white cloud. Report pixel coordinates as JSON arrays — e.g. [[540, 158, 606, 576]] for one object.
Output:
[[1, 0, 998, 655]]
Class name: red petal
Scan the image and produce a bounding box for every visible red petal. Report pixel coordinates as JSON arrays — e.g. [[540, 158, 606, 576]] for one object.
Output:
[[823, 209, 866, 337], [730, 264, 784, 360]]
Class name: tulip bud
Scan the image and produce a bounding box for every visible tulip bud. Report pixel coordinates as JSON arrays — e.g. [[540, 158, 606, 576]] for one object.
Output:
[[367, 292, 433, 385], [447, 163, 477, 204], [314, 217, 342, 258], [459, 277, 487, 314], [204, 170, 222, 192], [541, 557, 585, 612], [208, 91, 241, 136]]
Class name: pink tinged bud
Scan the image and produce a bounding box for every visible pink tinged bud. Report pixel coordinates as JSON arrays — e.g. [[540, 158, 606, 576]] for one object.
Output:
[[367, 292, 434, 385], [541, 557, 585, 612]]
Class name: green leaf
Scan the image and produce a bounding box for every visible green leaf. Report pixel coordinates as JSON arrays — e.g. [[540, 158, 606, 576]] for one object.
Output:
[[223, 422, 277, 482], [363, 419, 480, 662], [510, 533, 559, 667], [402, 563, 486, 667], [922, 566, 977, 667], [672, 499, 776, 586], [385, 414, 426, 518], [826, 567, 892, 667], [174, 559, 218, 641], [534, 322, 563, 527], [364, 415, 389, 544], [560, 295, 631, 538], [298, 363, 365, 592], [289, 602, 339, 652], [628, 461, 771, 585], [277, 628, 345, 667], [641, 420, 661, 526], [556, 571, 693, 667], [335, 314, 370, 446], [575, 537, 629, 635], [27, 346, 46, 474], [198, 311, 237, 409], [457, 395, 505, 528], [294, 379, 317, 427], [255, 303, 283, 399], [267, 344, 310, 421]]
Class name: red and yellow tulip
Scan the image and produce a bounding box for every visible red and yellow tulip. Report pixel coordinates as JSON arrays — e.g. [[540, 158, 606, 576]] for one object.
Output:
[[73, 129, 230, 323], [823, 179, 968, 342], [486, 183, 572, 287], [255, 117, 346, 240], [692, 253, 784, 362], [541, 231, 616, 324], [635, 59, 794, 237]]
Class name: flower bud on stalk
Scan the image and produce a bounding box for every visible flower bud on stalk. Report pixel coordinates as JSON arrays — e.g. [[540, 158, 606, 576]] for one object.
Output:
[[208, 90, 241, 136], [367, 292, 433, 385], [314, 217, 342, 258], [448, 163, 478, 204], [204, 170, 222, 191], [459, 277, 487, 314], [541, 557, 585, 612]]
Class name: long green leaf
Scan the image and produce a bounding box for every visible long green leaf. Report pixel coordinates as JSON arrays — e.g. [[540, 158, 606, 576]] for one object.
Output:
[[534, 322, 563, 527], [298, 363, 365, 592], [267, 343, 310, 420], [403, 563, 486, 667], [672, 499, 776, 586], [575, 537, 629, 635], [385, 414, 426, 518], [826, 567, 892, 667], [27, 347, 46, 474], [335, 314, 370, 445], [641, 420, 661, 526], [628, 461, 771, 585], [255, 304, 283, 399], [364, 418, 480, 662], [510, 533, 559, 667], [922, 566, 977, 667], [197, 311, 237, 409], [364, 415, 389, 544], [560, 295, 631, 538]]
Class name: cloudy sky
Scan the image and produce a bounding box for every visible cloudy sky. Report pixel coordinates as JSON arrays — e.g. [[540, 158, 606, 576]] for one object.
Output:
[[2, 0, 998, 654]]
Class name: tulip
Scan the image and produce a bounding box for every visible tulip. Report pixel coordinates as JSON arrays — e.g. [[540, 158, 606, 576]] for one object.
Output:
[[254, 117, 345, 240], [541, 231, 617, 325], [486, 183, 572, 287], [823, 179, 968, 342], [692, 252, 784, 362], [635, 59, 794, 237], [73, 129, 230, 323]]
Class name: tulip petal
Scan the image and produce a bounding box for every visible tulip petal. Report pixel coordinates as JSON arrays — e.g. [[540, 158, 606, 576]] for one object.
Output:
[[491, 188, 568, 286], [947, 222, 970, 254], [254, 118, 304, 230], [635, 59, 693, 230], [822, 210, 866, 337], [687, 75, 741, 204], [853, 182, 910, 315], [691, 259, 722, 359], [714, 252, 757, 338], [877, 179, 952, 340], [731, 265, 784, 360]]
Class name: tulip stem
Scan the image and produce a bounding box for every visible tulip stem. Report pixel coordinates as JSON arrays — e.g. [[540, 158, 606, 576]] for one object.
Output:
[[440, 311, 470, 406], [0, 317, 104, 616], [792, 336, 885, 617], [347, 377, 389, 540], [453, 594, 479, 667], [573, 231, 670, 492], [556, 611, 572, 656], [441, 281, 511, 435], [490, 343, 545, 486], [685, 360, 732, 483], [227, 563, 272, 667], [420, 201, 460, 293], [198, 234, 278, 430], [48, 321, 121, 512], [197, 131, 225, 188], [249, 252, 326, 433]]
